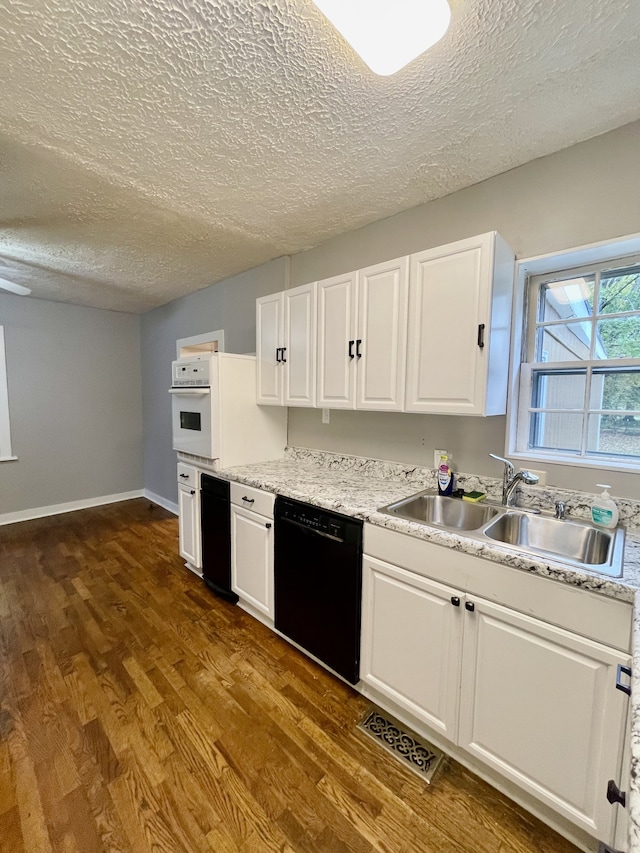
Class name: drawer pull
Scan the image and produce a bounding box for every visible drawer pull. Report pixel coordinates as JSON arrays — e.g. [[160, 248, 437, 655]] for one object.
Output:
[[465, 601, 475, 612], [616, 664, 631, 696], [265, 522, 272, 529], [450, 596, 460, 607], [242, 496, 255, 504], [179, 473, 189, 478]]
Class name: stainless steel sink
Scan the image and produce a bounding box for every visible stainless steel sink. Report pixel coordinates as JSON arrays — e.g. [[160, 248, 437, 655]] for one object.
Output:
[[378, 491, 500, 531], [483, 512, 625, 574], [377, 490, 625, 576]]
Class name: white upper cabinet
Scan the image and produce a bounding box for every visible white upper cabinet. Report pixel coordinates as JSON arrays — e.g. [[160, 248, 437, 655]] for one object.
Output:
[[356, 257, 409, 411], [316, 257, 408, 411], [316, 271, 357, 408], [256, 291, 283, 405], [405, 232, 514, 416], [256, 282, 316, 407]]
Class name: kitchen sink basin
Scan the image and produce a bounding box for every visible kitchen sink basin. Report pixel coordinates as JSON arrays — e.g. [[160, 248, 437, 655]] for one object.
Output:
[[377, 490, 625, 576], [483, 512, 625, 574], [379, 492, 500, 531]]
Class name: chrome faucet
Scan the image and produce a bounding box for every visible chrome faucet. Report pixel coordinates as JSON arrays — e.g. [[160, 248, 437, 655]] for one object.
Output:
[[489, 453, 539, 507]]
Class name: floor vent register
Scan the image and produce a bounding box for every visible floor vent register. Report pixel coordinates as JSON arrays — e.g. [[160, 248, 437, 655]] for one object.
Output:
[[357, 709, 444, 784]]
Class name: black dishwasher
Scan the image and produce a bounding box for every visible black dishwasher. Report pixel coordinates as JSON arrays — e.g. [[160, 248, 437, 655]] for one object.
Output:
[[200, 475, 238, 603], [274, 496, 363, 684]]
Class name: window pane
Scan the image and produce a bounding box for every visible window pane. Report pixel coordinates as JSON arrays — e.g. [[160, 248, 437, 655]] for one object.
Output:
[[532, 370, 586, 410], [595, 316, 640, 359], [586, 414, 640, 458], [536, 322, 592, 362], [589, 369, 640, 411], [540, 276, 594, 322], [599, 266, 640, 314], [529, 412, 584, 452]]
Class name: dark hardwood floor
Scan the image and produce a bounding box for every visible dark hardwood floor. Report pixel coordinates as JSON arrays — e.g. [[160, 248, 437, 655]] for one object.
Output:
[[0, 498, 580, 852]]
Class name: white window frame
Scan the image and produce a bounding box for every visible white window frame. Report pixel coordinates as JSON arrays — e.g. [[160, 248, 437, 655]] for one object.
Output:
[[0, 326, 16, 461], [506, 232, 640, 474]]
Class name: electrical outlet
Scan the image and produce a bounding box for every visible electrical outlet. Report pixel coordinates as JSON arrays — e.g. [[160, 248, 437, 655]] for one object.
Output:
[[527, 468, 547, 486], [322, 408, 330, 424], [434, 449, 448, 468]]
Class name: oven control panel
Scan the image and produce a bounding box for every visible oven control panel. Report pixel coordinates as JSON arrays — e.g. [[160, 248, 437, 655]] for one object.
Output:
[[172, 357, 212, 386]]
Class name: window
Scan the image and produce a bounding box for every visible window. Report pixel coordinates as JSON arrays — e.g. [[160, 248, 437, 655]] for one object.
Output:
[[0, 326, 15, 461], [512, 248, 640, 470]]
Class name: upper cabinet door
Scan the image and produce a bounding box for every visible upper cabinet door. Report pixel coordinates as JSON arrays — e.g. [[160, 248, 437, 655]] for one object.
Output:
[[356, 256, 409, 412], [256, 292, 284, 405], [405, 232, 514, 416], [316, 272, 357, 409], [283, 282, 317, 408]]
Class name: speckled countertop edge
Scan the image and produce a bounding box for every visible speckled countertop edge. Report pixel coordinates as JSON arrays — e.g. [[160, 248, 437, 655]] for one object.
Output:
[[212, 447, 640, 852]]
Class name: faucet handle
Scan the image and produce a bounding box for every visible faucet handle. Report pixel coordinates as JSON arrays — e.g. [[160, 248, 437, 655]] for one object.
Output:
[[554, 500, 567, 519]]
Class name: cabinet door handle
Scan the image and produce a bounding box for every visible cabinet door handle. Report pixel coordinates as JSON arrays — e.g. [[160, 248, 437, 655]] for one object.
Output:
[[356, 339, 362, 358], [265, 522, 272, 529], [281, 347, 287, 363], [465, 601, 475, 612], [616, 663, 632, 696], [241, 496, 255, 504], [477, 323, 485, 349], [606, 779, 627, 808], [451, 596, 460, 607], [348, 340, 355, 359], [190, 489, 196, 496], [275, 347, 282, 363]]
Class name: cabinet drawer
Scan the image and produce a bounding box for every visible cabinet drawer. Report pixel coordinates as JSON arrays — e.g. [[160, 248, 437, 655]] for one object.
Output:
[[177, 463, 200, 489], [230, 482, 274, 517]]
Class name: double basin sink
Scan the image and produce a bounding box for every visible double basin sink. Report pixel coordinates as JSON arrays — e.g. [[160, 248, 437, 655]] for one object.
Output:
[[377, 490, 625, 577]]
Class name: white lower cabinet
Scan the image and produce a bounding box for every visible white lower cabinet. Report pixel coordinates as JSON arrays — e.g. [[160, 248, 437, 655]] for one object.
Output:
[[230, 484, 274, 623], [361, 547, 630, 847], [178, 466, 201, 572]]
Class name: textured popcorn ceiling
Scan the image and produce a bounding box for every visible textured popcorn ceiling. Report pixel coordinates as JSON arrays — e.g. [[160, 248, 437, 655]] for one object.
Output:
[[0, 0, 639, 313]]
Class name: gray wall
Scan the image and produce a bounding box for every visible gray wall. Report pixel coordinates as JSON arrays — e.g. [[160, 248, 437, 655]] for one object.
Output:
[[0, 294, 142, 515], [141, 257, 288, 504], [141, 120, 640, 503]]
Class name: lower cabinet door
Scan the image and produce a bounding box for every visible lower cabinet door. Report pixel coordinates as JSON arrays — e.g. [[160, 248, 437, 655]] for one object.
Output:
[[360, 556, 463, 740], [458, 597, 629, 842], [178, 483, 201, 569], [231, 505, 273, 618]]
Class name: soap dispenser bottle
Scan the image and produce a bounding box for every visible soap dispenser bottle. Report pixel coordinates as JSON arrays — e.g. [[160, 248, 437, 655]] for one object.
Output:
[[437, 454, 454, 496], [591, 484, 619, 529]]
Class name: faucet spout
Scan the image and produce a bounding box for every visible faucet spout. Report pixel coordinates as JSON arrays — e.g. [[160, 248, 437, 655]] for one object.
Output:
[[489, 453, 539, 507]]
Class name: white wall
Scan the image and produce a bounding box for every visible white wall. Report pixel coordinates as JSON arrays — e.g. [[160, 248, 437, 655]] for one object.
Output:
[[0, 294, 143, 516]]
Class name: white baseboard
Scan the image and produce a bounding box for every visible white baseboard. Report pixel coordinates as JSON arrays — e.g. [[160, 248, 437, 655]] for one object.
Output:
[[144, 490, 178, 515], [0, 490, 145, 527]]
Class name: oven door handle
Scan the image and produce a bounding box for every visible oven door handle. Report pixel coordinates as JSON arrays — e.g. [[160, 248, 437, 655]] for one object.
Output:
[[168, 387, 211, 396], [278, 515, 344, 543]]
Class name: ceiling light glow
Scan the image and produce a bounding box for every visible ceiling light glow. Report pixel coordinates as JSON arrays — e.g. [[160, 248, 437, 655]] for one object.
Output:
[[312, 0, 451, 76]]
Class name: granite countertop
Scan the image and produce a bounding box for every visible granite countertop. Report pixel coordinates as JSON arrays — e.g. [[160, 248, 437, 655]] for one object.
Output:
[[214, 447, 640, 853]]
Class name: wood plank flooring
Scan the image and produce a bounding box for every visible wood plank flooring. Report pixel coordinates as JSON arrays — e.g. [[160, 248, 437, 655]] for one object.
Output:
[[0, 498, 580, 853]]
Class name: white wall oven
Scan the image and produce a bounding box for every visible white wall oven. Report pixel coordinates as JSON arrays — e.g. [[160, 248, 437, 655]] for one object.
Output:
[[169, 357, 219, 458]]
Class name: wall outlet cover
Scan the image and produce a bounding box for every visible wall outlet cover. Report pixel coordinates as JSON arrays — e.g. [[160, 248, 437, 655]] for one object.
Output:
[[322, 408, 330, 424], [434, 449, 449, 468]]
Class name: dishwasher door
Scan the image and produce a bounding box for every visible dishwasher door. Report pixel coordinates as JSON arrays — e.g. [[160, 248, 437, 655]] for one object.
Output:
[[274, 497, 363, 684]]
